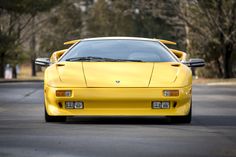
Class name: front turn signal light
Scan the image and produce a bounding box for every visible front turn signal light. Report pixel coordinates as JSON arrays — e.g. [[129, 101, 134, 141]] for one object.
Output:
[[163, 90, 179, 96], [56, 90, 72, 97]]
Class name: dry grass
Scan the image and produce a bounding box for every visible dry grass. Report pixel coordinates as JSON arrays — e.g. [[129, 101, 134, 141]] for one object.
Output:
[[17, 64, 44, 80], [193, 77, 236, 84]]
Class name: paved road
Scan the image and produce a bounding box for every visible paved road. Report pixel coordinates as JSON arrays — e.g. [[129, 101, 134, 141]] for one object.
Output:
[[0, 82, 236, 157]]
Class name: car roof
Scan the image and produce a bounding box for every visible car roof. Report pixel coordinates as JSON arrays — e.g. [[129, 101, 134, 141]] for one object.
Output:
[[82, 37, 159, 42]]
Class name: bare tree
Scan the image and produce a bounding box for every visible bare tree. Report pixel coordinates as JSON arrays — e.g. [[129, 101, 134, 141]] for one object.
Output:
[[176, 0, 236, 78]]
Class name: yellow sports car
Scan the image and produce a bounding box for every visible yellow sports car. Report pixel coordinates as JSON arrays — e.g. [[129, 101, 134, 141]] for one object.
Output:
[[36, 37, 204, 123]]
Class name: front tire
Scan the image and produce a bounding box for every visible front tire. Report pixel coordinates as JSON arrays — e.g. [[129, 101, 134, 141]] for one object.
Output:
[[45, 107, 66, 122], [170, 104, 192, 124]]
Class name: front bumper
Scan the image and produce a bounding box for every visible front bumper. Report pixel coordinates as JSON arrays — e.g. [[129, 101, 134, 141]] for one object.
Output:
[[45, 85, 192, 116]]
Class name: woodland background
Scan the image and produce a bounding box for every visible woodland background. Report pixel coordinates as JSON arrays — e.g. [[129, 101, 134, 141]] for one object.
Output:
[[0, 0, 235, 78]]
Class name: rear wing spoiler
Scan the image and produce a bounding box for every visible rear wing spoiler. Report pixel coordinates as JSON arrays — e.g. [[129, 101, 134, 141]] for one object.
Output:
[[64, 38, 176, 45], [64, 39, 80, 45], [156, 39, 186, 61], [157, 39, 176, 45]]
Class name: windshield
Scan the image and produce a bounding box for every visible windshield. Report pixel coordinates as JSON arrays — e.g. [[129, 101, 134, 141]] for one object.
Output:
[[60, 39, 178, 62]]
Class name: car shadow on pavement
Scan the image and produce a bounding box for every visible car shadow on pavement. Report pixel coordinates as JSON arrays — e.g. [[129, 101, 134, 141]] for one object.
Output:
[[64, 116, 184, 125], [59, 115, 236, 126]]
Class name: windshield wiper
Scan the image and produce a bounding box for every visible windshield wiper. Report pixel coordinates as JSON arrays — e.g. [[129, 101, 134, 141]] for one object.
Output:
[[66, 56, 106, 61], [113, 59, 143, 62], [66, 56, 142, 62]]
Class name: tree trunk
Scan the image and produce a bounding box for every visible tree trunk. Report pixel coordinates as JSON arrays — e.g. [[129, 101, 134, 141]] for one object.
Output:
[[223, 42, 233, 78], [31, 55, 36, 77], [0, 53, 5, 78], [30, 16, 36, 77], [216, 58, 223, 77], [12, 65, 17, 79]]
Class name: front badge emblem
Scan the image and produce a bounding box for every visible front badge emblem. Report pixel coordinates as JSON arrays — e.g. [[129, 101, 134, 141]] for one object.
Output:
[[115, 80, 120, 84]]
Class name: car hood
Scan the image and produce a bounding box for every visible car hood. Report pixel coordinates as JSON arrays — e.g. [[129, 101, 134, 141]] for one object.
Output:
[[82, 62, 153, 87], [48, 62, 191, 88]]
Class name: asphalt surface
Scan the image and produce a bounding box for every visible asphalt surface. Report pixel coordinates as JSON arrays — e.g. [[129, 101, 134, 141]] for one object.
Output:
[[0, 82, 236, 157]]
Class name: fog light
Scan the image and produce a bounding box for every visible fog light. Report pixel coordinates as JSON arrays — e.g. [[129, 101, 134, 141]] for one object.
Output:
[[163, 90, 179, 96], [152, 101, 162, 109], [56, 90, 72, 97], [65, 101, 83, 109], [74, 101, 84, 109], [161, 101, 170, 109]]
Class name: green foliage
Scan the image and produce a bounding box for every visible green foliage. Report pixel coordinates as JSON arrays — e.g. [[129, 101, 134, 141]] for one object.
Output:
[[39, 0, 83, 54], [0, 0, 62, 15], [86, 0, 177, 41], [40, 0, 181, 54], [0, 31, 16, 53]]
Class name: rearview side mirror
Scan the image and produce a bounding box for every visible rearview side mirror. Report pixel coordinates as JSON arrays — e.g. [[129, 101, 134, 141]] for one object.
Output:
[[35, 58, 50, 66], [183, 58, 205, 67]]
